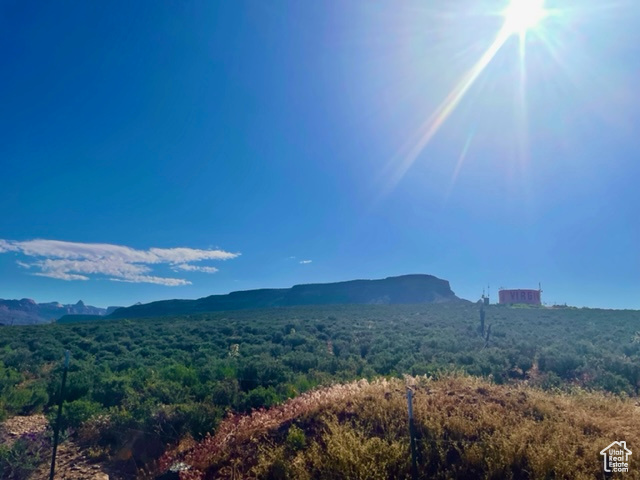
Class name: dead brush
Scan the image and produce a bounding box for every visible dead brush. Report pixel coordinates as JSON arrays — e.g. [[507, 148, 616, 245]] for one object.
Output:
[[156, 374, 640, 480]]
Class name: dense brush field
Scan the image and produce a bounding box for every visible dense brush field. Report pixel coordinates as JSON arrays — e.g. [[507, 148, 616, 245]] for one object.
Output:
[[1, 303, 639, 477]]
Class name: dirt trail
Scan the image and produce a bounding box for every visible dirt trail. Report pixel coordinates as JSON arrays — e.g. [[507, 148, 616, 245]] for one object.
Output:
[[0, 414, 112, 480], [35, 440, 111, 480], [0, 414, 48, 442]]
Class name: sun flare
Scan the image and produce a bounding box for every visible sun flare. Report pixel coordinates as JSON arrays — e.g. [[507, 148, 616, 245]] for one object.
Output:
[[503, 0, 548, 36], [381, 0, 565, 194]]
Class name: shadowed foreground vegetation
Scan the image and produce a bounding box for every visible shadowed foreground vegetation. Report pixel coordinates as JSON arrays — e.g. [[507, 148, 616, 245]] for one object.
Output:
[[158, 374, 640, 480]]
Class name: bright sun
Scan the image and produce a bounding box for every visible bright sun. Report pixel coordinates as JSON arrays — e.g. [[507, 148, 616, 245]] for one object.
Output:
[[503, 0, 548, 36], [383, 0, 565, 191]]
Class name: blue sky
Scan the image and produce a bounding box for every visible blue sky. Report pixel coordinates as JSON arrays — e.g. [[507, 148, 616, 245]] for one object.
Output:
[[1, 0, 639, 309]]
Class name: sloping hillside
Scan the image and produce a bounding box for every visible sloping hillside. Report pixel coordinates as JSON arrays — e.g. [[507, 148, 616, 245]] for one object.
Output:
[[109, 274, 462, 319], [157, 375, 640, 479]]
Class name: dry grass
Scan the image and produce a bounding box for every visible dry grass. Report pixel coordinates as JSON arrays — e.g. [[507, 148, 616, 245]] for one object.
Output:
[[156, 374, 640, 479]]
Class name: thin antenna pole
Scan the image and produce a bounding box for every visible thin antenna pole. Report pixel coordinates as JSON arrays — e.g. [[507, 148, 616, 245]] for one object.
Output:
[[49, 350, 70, 480]]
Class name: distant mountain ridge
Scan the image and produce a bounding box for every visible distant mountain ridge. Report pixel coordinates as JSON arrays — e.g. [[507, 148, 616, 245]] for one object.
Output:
[[0, 299, 119, 325], [109, 274, 462, 319]]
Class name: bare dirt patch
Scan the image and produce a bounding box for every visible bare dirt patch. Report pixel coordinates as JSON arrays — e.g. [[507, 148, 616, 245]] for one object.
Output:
[[1, 414, 113, 479]]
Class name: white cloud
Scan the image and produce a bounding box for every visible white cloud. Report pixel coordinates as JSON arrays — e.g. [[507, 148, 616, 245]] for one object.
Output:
[[173, 264, 219, 274], [14, 239, 155, 262], [150, 247, 236, 263], [110, 275, 191, 286], [299, 260, 313, 264], [0, 240, 18, 253], [0, 239, 239, 286], [34, 272, 90, 281]]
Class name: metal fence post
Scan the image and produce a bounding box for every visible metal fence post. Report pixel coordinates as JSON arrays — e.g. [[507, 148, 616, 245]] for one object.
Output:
[[407, 388, 418, 480], [49, 350, 70, 480]]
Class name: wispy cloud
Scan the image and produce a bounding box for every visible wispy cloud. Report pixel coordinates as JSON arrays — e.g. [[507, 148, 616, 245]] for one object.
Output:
[[299, 260, 312, 264], [0, 240, 18, 253], [172, 263, 219, 274], [109, 275, 191, 286], [1, 239, 239, 286], [35, 271, 90, 281]]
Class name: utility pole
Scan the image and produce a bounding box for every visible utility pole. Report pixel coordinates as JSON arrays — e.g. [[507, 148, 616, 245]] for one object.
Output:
[[49, 350, 70, 480], [407, 388, 419, 480]]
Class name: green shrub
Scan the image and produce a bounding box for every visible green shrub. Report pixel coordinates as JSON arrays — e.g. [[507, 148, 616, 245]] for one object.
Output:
[[51, 399, 104, 431], [241, 386, 280, 411], [7, 382, 50, 415], [4, 382, 48, 415], [146, 380, 189, 404], [160, 364, 197, 387], [285, 425, 306, 451], [594, 371, 634, 396], [0, 433, 49, 480], [166, 403, 222, 440], [211, 379, 240, 407], [5, 389, 31, 415], [93, 375, 133, 407]]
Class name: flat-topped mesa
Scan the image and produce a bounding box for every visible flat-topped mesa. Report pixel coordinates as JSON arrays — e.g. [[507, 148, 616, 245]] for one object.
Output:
[[109, 274, 462, 319], [282, 274, 456, 305]]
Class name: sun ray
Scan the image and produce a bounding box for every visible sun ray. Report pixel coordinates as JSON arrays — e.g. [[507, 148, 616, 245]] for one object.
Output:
[[384, 27, 511, 193], [383, 0, 553, 194], [445, 130, 476, 201]]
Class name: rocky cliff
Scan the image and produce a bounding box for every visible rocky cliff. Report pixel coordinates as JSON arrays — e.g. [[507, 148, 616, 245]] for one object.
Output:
[[0, 299, 107, 325]]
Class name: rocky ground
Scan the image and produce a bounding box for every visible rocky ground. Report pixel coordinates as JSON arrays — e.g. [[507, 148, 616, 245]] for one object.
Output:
[[0, 414, 48, 442], [1, 414, 112, 480]]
